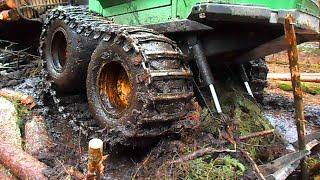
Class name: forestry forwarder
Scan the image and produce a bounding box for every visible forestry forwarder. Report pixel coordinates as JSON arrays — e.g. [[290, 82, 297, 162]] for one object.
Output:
[[1, 0, 319, 143]]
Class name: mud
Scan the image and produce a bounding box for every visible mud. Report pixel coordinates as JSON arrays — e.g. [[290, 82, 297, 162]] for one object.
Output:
[[263, 91, 320, 144]]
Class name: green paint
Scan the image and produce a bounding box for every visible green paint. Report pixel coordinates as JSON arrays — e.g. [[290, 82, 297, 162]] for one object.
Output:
[[89, 0, 319, 26]]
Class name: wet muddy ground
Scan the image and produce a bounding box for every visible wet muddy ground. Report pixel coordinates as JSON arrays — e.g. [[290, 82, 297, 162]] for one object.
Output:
[[263, 90, 320, 144]]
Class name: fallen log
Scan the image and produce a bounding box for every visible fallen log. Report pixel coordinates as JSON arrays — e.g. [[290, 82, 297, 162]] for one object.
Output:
[[268, 73, 320, 83], [239, 129, 275, 141], [0, 97, 22, 148], [0, 97, 22, 179], [25, 115, 53, 158], [0, 88, 35, 109], [0, 142, 49, 179]]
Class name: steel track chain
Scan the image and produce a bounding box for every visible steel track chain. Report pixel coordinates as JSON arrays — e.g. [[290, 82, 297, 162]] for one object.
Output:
[[39, 6, 193, 141]]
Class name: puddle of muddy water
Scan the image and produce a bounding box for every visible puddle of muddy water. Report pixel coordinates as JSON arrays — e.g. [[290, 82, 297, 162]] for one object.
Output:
[[264, 106, 320, 144]]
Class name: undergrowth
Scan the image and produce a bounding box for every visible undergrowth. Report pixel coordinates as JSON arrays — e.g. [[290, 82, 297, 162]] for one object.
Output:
[[176, 155, 245, 180], [2, 96, 29, 135]]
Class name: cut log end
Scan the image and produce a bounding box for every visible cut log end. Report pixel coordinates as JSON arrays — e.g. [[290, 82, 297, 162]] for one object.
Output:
[[89, 139, 103, 150]]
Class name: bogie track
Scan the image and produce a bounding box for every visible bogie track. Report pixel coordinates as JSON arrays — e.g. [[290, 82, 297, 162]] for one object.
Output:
[[39, 6, 194, 145]]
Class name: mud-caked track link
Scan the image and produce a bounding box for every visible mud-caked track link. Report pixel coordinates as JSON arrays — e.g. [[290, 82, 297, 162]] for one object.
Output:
[[248, 58, 269, 102], [39, 6, 194, 144]]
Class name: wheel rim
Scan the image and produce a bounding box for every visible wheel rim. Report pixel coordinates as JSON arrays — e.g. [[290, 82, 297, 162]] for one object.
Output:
[[51, 28, 67, 72], [98, 61, 132, 114]]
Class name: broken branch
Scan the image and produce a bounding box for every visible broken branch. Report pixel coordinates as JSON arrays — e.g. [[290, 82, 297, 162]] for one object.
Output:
[[239, 129, 275, 141], [67, 167, 86, 180], [0, 88, 35, 109], [238, 148, 266, 180], [169, 147, 236, 164]]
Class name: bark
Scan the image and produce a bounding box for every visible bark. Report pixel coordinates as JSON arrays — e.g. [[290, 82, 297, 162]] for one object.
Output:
[[67, 167, 85, 180], [0, 164, 15, 180], [0, 97, 21, 179], [0, 97, 22, 148], [87, 139, 104, 180], [25, 115, 53, 158], [0, 142, 48, 179], [0, 88, 35, 109]]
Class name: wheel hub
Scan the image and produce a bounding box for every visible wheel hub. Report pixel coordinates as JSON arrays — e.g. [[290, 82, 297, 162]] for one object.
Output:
[[98, 61, 132, 113], [51, 29, 67, 72]]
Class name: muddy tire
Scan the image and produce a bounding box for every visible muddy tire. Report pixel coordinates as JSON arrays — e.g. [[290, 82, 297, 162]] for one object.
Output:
[[247, 58, 269, 102], [86, 30, 193, 136], [40, 13, 98, 91]]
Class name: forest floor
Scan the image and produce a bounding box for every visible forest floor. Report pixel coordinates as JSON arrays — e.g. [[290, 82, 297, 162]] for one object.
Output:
[[0, 42, 319, 179]]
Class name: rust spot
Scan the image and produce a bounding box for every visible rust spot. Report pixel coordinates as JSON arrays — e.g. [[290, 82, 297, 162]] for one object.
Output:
[[99, 61, 132, 111]]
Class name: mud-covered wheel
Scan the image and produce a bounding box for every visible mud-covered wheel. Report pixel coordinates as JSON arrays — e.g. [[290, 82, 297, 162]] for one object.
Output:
[[41, 16, 97, 91], [247, 58, 269, 102], [86, 31, 193, 135]]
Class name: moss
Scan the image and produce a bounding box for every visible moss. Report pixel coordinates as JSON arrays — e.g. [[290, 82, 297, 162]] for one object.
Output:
[[278, 81, 320, 95], [1, 96, 29, 135], [306, 157, 320, 169], [201, 83, 275, 160], [176, 155, 245, 180]]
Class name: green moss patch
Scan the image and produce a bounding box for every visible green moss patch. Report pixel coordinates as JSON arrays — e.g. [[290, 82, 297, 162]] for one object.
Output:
[[201, 83, 282, 161], [2, 96, 29, 135], [277, 81, 320, 95], [176, 155, 245, 180]]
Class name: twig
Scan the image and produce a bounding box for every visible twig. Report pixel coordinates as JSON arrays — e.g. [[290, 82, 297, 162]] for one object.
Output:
[[239, 129, 275, 141], [67, 167, 85, 180], [169, 147, 235, 164], [238, 148, 266, 180], [0, 48, 40, 59], [156, 147, 236, 178]]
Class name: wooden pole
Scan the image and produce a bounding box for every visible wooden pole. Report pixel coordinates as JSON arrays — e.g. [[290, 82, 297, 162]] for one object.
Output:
[[283, 14, 308, 179], [87, 138, 104, 180]]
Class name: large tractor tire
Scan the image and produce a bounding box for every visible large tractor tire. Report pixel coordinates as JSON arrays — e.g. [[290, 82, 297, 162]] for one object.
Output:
[[247, 58, 269, 102], [86, 27, 194, 135], [40, 8, 99, 91]]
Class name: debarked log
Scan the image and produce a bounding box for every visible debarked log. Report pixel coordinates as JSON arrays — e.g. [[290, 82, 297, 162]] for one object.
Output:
[[0, 142, 49, 179]]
